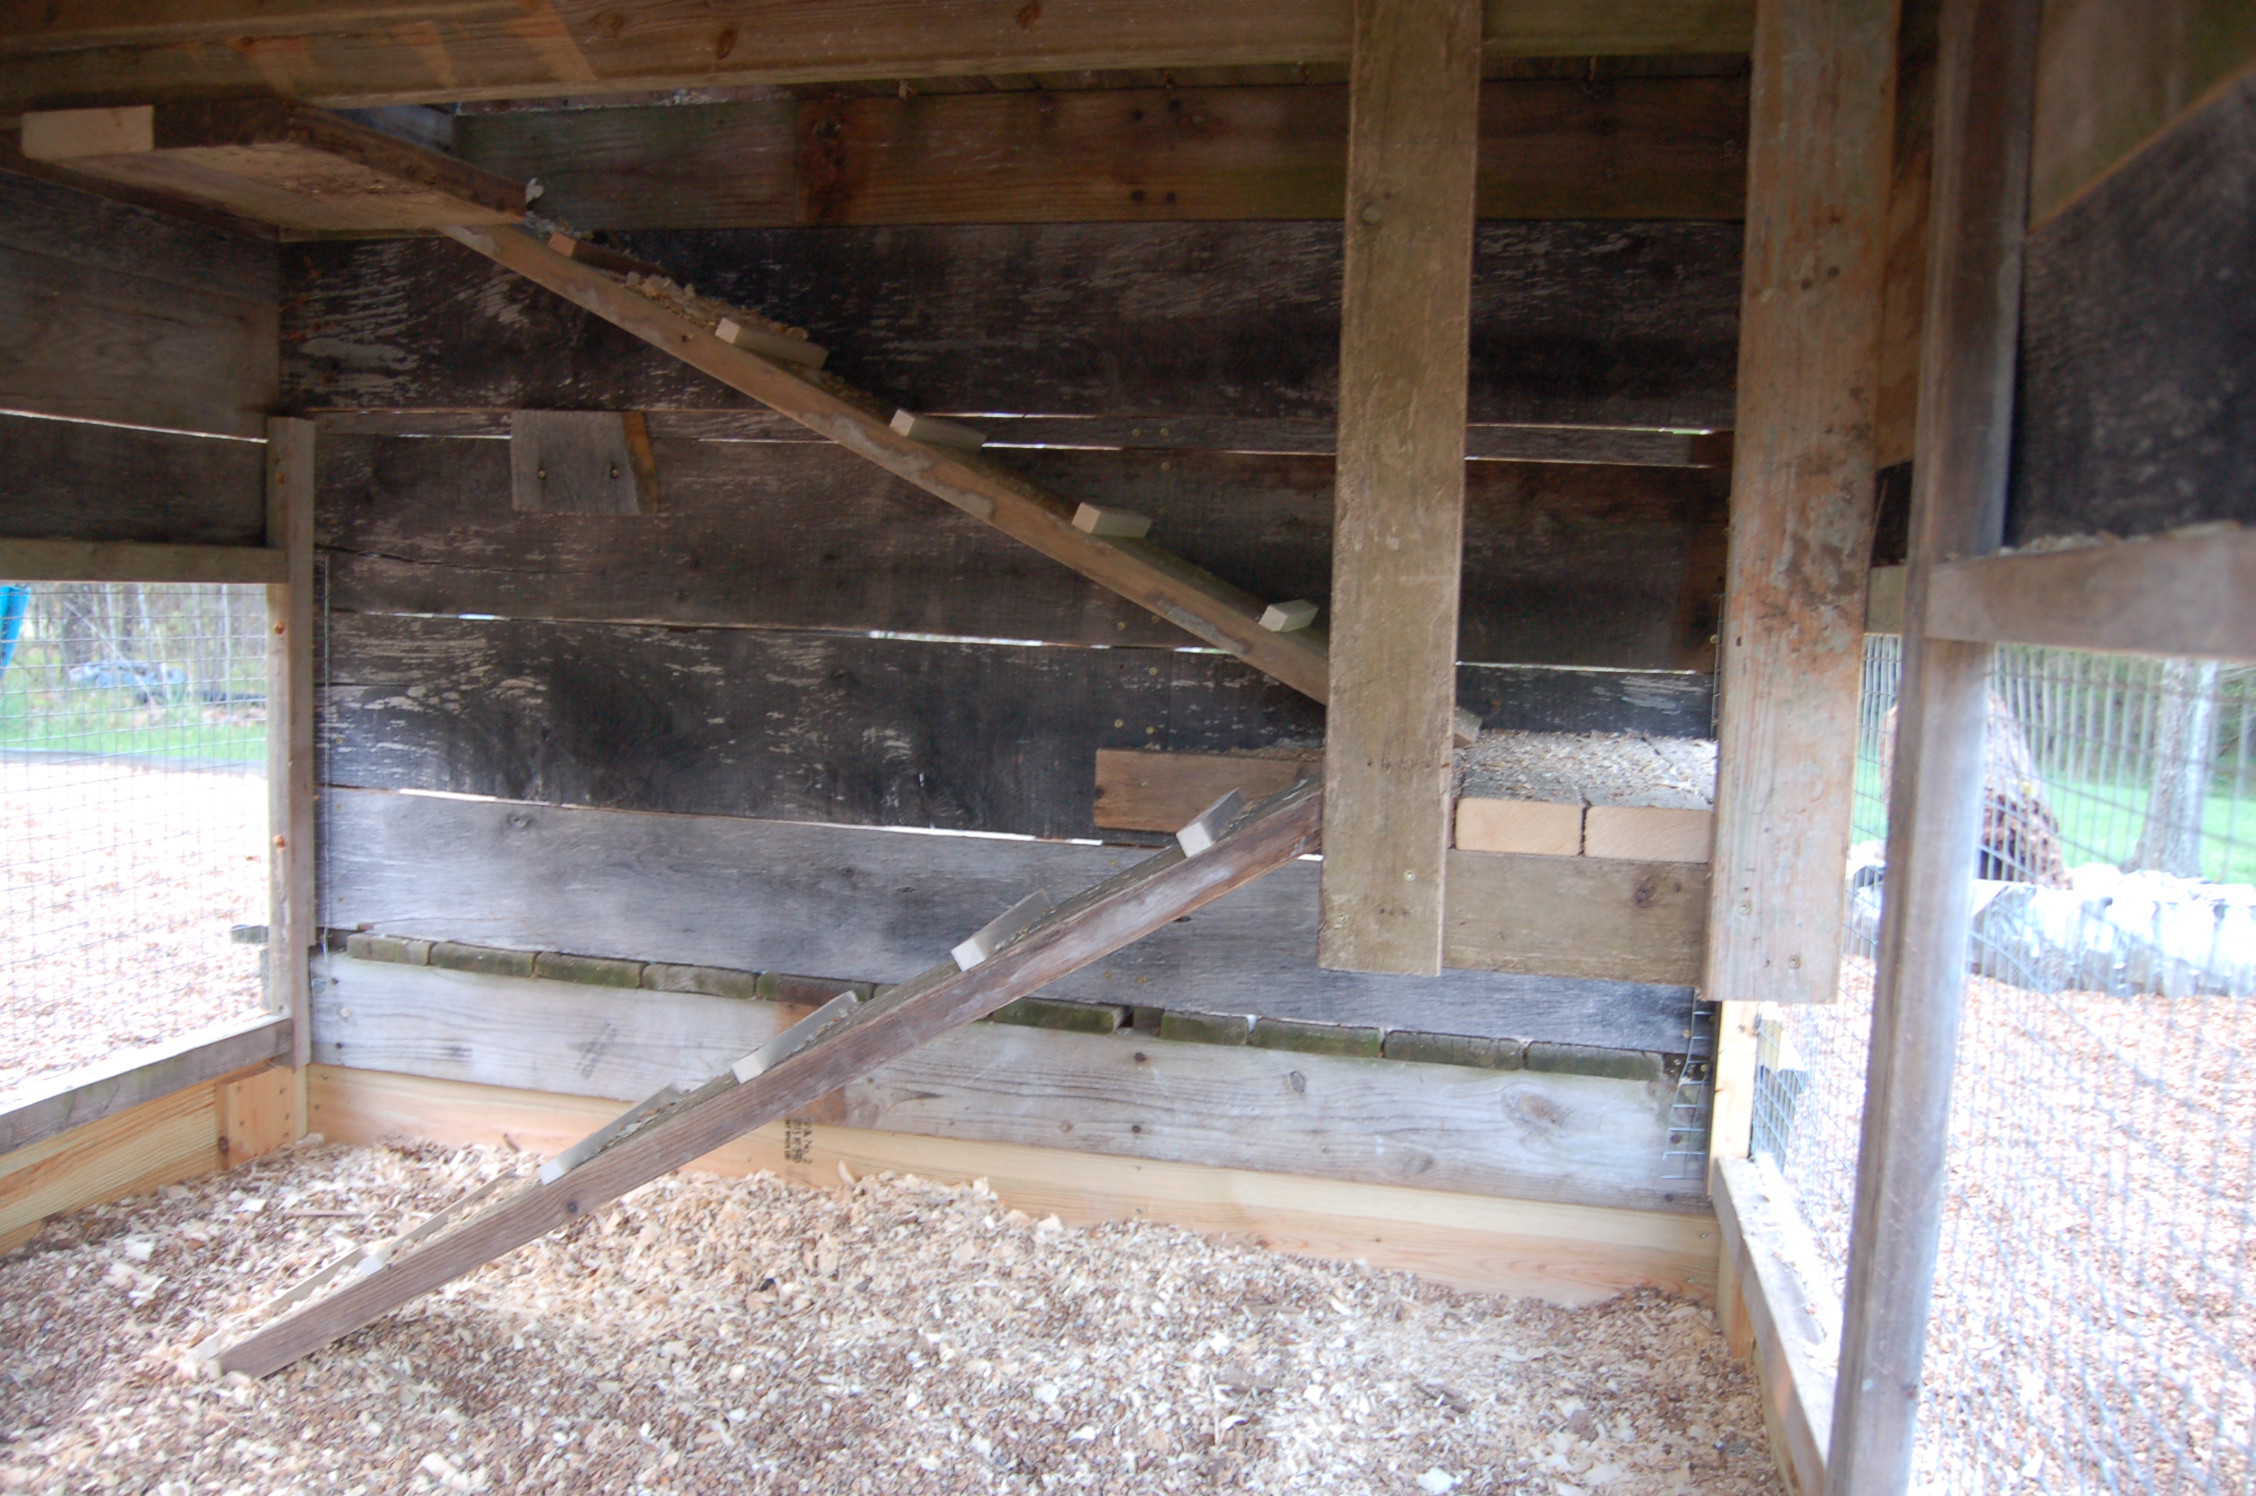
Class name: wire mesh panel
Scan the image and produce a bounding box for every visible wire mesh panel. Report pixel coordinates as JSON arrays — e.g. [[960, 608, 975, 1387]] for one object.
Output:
[[0, 582, 271, 1092], [1746, 636, 2255, 1491]]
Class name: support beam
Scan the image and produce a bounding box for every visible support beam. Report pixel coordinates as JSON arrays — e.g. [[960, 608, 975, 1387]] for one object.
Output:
[[0, 537, 282, 584], [1925, 529, 2256, 660], [266, 418, 317, 1080], [216, 780, 1325, 1377], [1828, 0, 2036, 1487], [1703, 0, 1898, 1007], [441, 222, 1329, 702], [1319, 0, 1482, 975], [0, 2, 1754, 113], [0, 1012, 292, 1157]]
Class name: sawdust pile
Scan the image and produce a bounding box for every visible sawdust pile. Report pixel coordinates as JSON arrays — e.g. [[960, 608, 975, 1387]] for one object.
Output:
[[1456, 734, 1716, 811], [0, 1144, 1780, 1496]]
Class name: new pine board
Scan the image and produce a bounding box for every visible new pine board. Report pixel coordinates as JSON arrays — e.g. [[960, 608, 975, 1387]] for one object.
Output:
[[280, 220, 1741, 429], [0, 412, 266, 545], [2010, 68, 2256, 543], [320, 786, 1700, 1053], [310, 956, 1702, 1214], [318, 433, 1728, 670], [319, 612, 1714, 839]]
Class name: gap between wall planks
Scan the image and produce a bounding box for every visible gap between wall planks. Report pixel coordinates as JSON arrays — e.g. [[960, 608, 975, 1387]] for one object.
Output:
[[309, 956, 1705, 1214], [306, 1064, 1718, 1309], [456, 75, 1748, 230], [1321, 0, 1484, 976], [0, 0, 1755, 112], [317, 434, 1730, 674], [435, 222, 1331, 704], [282, 221, 1743, 432], [320, 786, 1701, 1051], [1701, 0, 1898, 1011]]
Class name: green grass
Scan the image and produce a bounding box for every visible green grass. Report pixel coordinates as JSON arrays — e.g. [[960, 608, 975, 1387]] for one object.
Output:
[[0, 689, 264, 765]]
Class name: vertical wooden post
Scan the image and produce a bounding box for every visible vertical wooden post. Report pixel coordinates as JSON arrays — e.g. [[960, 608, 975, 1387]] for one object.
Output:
[[1828, 0, 2036, 1488], [1319, 0, 1482, 976], [1708, 996, 1761, 1353], [1704, 0, 1901, 1014], [265, 418, 316, 1104]]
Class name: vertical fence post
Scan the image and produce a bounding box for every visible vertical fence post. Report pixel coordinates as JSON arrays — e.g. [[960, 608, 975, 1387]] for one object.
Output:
[[264, 418, 316, 1105], [1826, 0, 2038, 1487]]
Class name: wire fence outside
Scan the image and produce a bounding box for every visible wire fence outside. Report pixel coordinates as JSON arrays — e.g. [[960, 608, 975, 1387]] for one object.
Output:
[[0, 582, 271, 1093], [1749, 636, 2255, 1491]]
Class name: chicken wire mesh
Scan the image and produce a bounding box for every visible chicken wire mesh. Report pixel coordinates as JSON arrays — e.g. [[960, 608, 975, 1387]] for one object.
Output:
[[1748, 636, 2256, 1491], [0, 582, 271, 1093]]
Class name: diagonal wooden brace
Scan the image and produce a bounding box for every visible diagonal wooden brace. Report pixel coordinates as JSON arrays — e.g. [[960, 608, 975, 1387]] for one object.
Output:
[[439, 223, 1330, 703], [215, 779, 1324, 1377]]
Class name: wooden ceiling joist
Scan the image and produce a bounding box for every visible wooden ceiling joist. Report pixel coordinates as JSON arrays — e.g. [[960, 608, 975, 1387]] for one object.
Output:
[[19, 98, 523, 232], [0, 0, 1752, 112], [214, 778, 1325, 1377]]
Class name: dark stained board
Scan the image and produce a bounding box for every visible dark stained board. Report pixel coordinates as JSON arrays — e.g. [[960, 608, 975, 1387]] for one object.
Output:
[[317, 433, 1728, 670], [0, 412, 266, 545], [0, 166, 276, 306], [456, 77, 1747, 228], [2010, 68, 2256, 544], [319, 613, 1716, 839], [321, 786, 1700, 1054], [281, 220, 1741, 429]]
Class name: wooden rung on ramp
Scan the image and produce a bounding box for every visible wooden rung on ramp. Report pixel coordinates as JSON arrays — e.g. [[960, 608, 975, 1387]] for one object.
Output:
[[214, 780, 1320, 1378]]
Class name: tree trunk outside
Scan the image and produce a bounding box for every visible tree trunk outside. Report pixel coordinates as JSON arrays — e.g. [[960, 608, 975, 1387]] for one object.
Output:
[[2134, 657, 2221, 877]]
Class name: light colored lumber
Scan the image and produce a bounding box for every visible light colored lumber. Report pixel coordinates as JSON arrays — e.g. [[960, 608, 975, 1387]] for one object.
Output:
[[1453, 797, 1583, 856], [950, 891, 1054, 971], [1260, 598, 1321, 632], [1321, 0, 1483, 975], [0, 2, 1755, 113], [2029, 0, 2256, 224], [1443, 850, 1707, 986], [267, 418, 316, 1081], [217, 1066, 299, 1166], [1093, 748, 1317, 833], [889, 410, 985, 450], [311, 958, 1702, 1213], [308, 1064, 1717, 1307], [1174, 789, 1245, 858], [0, 1012, 292, 1157], [1924, 528, 2256, 662], [1584, 805, 1713, 864], [0, 537, 282, 584], [1831, 0, 2039, 1485], [440, 222, 1330, 702], [1703, 0, 1898, 1007], [0, 1082, 221, 1257], [21, 98, 524, 233], [1070, 503, 1151, 539], [507, 408, 656, 514], [713, 315, 827, 368], [1715, 1156, 1838, 1496], [1864, 563, 1906, 634], [218, 781, 1327, 1376]]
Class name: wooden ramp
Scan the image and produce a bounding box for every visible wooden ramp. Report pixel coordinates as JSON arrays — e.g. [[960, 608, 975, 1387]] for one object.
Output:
[[215, 779, 1323, 1377]]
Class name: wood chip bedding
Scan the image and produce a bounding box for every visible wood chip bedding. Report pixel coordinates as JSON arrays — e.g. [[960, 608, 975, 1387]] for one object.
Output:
[[0, 1144, 1781, 1495]]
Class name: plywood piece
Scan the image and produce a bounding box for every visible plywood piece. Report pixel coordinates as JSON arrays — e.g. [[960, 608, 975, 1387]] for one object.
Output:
[[1704, 0, 1898, 1006], [1444, 850, 1707, 986], [1322, 0, 1483, 975], [322, 787, 1700, 1051], [1454, 797, 1583, 856], [508, 409, 656, 514], [1584, 805, 1714, 864], [310, 957, 1702, 1213], [21, 100, 525, 234], [217, 1066, 299, 1165], [309, 1065, 1718, 1308]]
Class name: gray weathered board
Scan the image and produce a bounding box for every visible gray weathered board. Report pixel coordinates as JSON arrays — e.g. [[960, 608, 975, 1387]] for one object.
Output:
[[318, 613, 1714, 840], [319, 433, 1727, 671], [507, 410, 655, 515], [309, 956, 1701, 1214], [280, 220, 1741, 429], [0, 169, 275, 441], [2010, 68, 2256, 543], [321, 787, 1698, 1053], [0, 412, 266, 545]]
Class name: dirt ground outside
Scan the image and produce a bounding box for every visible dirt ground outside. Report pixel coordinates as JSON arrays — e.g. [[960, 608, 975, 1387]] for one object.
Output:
[[0, 1143, 1783, 1496], [0, 757, 269, 1094]]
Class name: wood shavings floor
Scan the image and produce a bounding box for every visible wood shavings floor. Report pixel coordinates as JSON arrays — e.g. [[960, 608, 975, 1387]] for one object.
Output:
[[0, 1144, 1781, 1496]]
